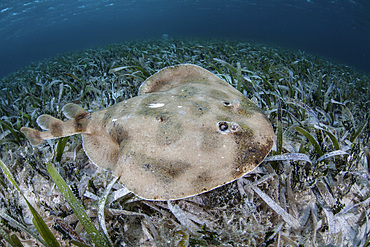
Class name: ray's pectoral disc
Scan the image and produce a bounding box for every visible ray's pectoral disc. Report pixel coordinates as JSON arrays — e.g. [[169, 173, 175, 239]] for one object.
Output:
[[21, 64, 274, 200]]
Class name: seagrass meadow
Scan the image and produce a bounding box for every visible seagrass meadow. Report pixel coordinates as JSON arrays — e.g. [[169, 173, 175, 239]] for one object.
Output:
[[0, 39, 369, 246]]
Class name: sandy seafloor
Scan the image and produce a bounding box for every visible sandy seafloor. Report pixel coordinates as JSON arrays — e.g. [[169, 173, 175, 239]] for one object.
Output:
[[0, 39, 369, 246]]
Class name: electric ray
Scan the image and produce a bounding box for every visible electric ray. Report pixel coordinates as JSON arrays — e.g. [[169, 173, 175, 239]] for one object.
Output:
[[21, 64, 274, 200]]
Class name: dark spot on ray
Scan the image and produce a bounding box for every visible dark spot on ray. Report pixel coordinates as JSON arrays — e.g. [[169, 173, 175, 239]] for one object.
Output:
[[74, 111, 89, 132], [137, 155, 191, 183], [50, 121, 63, 137], [156, 115, 183, 146], [108, 122, 128, 145]]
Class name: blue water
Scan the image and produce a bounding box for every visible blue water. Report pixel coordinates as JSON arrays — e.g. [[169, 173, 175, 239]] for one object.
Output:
[[1, 0, 369, 78]]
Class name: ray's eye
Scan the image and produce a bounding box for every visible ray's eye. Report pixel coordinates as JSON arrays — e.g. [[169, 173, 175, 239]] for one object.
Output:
[[223, 101, 231, 106], [218, 121, 229, 132]]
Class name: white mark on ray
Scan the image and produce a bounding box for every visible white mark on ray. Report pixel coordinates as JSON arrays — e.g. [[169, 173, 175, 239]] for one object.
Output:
[[148, 103, 165, 108], [178, 109, 186, 115]]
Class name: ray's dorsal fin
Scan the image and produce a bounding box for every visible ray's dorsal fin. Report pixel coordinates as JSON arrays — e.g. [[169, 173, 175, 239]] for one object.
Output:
[[37, 115, 63, 130], [138, 64, 230, 95], [21, 103, 90, 146], [62, 103, 87, 120]]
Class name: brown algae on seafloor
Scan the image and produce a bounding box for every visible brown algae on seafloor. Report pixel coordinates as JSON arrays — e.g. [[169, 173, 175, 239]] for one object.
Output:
[[21, 64, 274, 200]]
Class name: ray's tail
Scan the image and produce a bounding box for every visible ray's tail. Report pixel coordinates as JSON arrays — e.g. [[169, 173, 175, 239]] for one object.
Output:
[[21, 103, 90, 145]]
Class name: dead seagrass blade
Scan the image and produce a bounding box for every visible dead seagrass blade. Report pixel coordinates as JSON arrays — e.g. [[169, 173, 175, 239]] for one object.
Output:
[[21, 64, 274, 200]]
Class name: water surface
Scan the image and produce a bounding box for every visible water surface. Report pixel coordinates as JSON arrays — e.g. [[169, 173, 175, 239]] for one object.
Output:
[[0, 0, 369, 77]]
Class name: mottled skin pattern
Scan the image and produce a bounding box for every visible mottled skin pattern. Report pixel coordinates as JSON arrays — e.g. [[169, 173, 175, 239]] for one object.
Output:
[[21, 64, 274, 200]]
